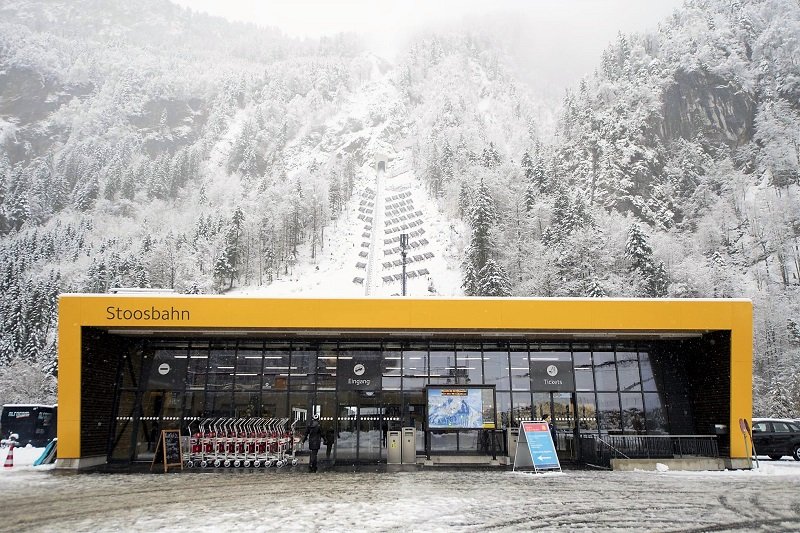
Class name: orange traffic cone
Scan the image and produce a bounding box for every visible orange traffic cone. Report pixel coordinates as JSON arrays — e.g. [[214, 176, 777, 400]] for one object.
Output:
[[3, 443, 13, 469]]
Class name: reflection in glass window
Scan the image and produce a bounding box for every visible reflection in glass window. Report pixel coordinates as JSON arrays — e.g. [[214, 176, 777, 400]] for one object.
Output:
[[552, 392, 574, 435], [459, 431, 479, 453], [597, 392, 621, 432], [186, 343, 208, 391], [207, 343, 236, 391], [111, 391, 138, 460], [382, 344, 402, 390], [383, 391, 402, 431], [456, 344, 482, 385], [643, 392, 669, 434], [621, 393, 645, 434], [531, 392, 550, 420], [576, 393, 598, 432], [402, 344, 428, 390], [512, 392, 532, 426], [233, 391, 260, 417], [290, 344, 317, 391], [235, 343, 262, 391], [262, 343, 290, 392], [261, 391, 288, 419], [120, 348, 144, 390], [593, 351, 617, 391], [496, 391, 512, 429], [509, 345, 530, 391], [316, 343, 337, 390], [204, 391, 232, 417], [639, 350, 658, 392], [402, 390, 425, 434], [430, 431, 458, 452], [182, 391, 204, 424], [617, 351, 641, 392], [483, 345, 510, 389], [429, 343, 457, 385], [573, 351, 593, 391]]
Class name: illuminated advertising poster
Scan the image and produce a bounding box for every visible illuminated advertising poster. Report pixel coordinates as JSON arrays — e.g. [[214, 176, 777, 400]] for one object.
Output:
[[427, 387, 495, 429]]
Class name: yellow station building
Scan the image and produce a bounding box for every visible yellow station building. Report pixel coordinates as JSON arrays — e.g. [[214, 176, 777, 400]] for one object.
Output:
[[56, 295, 753, 469]]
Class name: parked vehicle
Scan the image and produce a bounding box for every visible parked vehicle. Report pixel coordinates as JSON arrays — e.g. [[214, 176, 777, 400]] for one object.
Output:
[[0, 404, 57, 447], [751, 418, 800, 460]]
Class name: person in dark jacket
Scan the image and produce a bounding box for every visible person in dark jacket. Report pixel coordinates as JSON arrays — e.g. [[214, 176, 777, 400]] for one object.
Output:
[[303, 414, 323, 472], [323, 425, 337, 460], [542, 413, 557, 445]]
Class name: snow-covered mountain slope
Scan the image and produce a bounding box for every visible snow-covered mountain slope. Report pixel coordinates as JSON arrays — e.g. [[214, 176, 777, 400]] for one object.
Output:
[[2, 0, 800, 415], [235, 74, 464, 297]]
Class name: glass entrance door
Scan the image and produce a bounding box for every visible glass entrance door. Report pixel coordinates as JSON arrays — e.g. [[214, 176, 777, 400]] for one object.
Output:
[[550, 392, 578, 461], [336, 391, 384, 463]]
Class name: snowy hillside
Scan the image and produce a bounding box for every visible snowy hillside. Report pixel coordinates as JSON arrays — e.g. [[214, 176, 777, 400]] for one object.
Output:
[[0, 0, 799, 414], [235, 72, 465, 298]]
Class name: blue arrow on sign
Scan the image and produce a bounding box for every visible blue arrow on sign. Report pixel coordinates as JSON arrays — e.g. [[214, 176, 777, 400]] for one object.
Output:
[[517, 421, 561, 472]]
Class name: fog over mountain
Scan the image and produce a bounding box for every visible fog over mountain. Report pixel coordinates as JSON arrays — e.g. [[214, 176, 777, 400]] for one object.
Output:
[[0, 0, 798, 416]]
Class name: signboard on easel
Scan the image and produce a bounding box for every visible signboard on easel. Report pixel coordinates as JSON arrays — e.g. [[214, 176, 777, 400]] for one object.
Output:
[[513, 420, 561, 473], [150, 429, 183, 473]]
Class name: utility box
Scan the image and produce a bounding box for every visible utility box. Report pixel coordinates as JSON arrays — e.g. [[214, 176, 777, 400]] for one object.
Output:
[[401, 427, 416, 464], [507, 427, 519, 460], [387, 431, 402, 464]]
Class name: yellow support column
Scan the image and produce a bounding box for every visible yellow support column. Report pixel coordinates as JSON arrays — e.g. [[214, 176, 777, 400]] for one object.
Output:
[[56, 297, 82, 462], [729, 301, 753, 461]]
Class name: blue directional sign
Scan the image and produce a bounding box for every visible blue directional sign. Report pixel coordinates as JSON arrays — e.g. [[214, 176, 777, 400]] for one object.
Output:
[[513, 421, 562, 472]]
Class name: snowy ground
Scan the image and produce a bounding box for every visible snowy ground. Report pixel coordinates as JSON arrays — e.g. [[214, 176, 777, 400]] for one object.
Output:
[[2, 458, 800, 531]]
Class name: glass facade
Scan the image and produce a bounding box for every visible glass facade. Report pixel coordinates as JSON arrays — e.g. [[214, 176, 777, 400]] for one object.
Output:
[[109, 338, 677, 462]]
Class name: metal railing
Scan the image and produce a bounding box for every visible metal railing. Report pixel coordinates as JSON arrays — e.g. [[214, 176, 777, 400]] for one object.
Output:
[[579, 434, 719, 468]]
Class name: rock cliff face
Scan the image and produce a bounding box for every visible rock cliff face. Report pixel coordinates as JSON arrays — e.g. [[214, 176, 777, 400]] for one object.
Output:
[[0, 66, 92, 163], [659, 69, 755, 148]]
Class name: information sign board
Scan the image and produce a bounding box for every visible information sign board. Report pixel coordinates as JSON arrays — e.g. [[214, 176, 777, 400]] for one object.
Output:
[[513, 420, 561, 472], [426, 386, 496, 430], [150, 429, 183, 473]]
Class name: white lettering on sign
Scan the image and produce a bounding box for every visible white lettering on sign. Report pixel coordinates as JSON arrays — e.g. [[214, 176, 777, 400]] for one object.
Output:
[[348, 378, 371, 386], [544, 379, 563, 385], [9, 412, 30, 418]]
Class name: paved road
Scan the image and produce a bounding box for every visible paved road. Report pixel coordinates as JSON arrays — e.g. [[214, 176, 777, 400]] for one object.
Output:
[[2, 467, 799, 532]]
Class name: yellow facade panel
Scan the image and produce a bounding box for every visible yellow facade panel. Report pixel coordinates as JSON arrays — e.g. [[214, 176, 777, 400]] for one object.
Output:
[[69, 295, 747, 332]]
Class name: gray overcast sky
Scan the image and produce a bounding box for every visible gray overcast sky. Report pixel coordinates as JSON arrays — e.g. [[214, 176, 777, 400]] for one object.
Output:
[[171, 0, 685, 94]]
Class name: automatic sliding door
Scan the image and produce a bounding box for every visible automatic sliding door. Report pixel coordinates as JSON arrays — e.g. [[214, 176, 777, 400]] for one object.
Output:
[[336, 391, 383, 463], [337, 392, 359, 462], [358, 393, 383, 462]]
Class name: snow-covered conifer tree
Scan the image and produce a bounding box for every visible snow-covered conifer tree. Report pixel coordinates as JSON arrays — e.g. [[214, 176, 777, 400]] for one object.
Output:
[[477, 258, 511, 296]]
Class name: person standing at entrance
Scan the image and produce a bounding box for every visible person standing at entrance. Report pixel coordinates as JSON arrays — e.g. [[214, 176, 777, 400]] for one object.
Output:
[[542, 413, 557, 445], [303, 414, 322, 472]]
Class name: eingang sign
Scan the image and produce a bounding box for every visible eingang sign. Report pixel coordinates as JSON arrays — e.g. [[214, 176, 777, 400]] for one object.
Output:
[[337, 356, 381, 391]]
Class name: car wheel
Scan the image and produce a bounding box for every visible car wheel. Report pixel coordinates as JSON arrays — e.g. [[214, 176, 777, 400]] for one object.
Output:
[[769, 455, 783, 460], [793, 445, 800, 461]]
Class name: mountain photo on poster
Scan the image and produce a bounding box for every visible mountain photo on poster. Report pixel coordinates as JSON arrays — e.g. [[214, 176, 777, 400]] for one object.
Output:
[[427, 388, 484, 429]]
